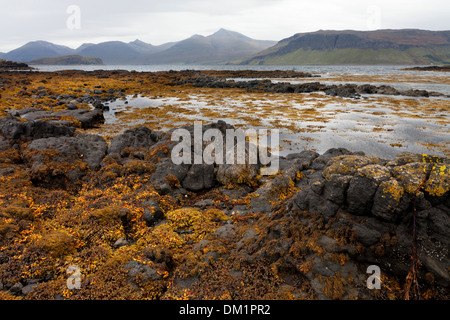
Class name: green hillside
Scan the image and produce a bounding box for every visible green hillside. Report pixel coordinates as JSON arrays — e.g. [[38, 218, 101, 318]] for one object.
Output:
[[237, 46, 450, 65], [29, 55, 104, 65], [233, 29, 450, 65]]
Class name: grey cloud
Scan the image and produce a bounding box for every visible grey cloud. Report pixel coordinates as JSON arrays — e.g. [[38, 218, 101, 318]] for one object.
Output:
[[0, 0, 448, 52]]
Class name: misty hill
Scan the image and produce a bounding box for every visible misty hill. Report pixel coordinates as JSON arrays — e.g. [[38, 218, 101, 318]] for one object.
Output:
[[29, 55, 104, 65], [76, 41, 143, 64], [3, 41, 75, 62], [140, 29, 277, 64], [2, 39, 173, 65], [75, 39, 175, 64], [234, 29, 450, 65], [0, 53, 4, 59]]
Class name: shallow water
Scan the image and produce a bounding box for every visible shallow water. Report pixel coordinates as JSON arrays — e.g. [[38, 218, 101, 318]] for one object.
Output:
[[97, 92, 449, 159]]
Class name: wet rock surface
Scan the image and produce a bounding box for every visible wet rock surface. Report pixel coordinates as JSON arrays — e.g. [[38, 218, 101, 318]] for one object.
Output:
[[1, 116, 449, 300]]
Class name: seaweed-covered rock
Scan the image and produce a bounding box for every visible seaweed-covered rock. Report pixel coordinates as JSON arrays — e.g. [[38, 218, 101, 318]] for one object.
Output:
[[216, 142, 260, 187], [0, 116, 75, 141], [150, 158, 189, 191], [108, 126, 161, 155], [24, 133, 107, 187]]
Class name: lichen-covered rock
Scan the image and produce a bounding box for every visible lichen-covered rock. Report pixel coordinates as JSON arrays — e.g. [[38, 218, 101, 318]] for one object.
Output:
[[424, 162, 450, 197], [356, 164, 391, 183], [386, 152, 425, 166], [322, 154, 383, 178], [391, 162, 428, 194], [311, 148, 356, 170], [371, 179, 404, 222]]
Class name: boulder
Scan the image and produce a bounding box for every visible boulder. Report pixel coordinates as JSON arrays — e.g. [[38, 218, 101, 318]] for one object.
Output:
[[322, 174, 352, 205], [68, 133, 108, 170], [24, 133, 107, 186], [371, 179, 404, 222], [108, 126, 161, 155], [292, 186, 339, 221], [123, 260, 162, 283], [351, 223, 382, 246], [150, 158, 190, 191], [0, 117, 75, 141], [216, 140, 260, 187], [142, 200, 164, 226], [311, 148, 357, 170], [182, 164, 215, 191], [346, 176, 379, 215]]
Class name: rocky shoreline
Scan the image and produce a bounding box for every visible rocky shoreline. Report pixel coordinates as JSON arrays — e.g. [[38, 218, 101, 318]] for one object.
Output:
[[0, 112, 449, 299], [403, 65, 450, 72], [174, 74, 447, 99], [0, 60, 34, 71]]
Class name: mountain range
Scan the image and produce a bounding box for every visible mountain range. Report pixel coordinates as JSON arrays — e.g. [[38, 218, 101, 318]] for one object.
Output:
[[2, 29, 276, 65], [234, 29, 450, 65], [2, 29, 449, 65]]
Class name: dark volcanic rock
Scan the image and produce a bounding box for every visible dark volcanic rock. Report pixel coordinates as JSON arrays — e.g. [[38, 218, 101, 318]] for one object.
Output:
[[24, 133, 107, 187], [311, 148, 357, 170], [182, 164, 215, 191], [0, 116, 75, 141], [175, 75, 446, 98], [324, 84, 361, 99], [108, 126, 161, 155], [150, 158, 190, 191], [26, 134, 107, 171], [346, 176, 379, 216], [142, 200, 164, 226], [54, 109, 104, 128]]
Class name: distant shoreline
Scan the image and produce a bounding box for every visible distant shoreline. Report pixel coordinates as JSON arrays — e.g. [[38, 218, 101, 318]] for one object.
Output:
[[402, 65, 450, 72]]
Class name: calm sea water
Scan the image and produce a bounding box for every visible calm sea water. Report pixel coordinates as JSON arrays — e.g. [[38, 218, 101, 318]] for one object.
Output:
[[30, 64, 435, 75]]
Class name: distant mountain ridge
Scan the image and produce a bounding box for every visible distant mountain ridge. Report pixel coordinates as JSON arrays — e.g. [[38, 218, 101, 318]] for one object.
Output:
[[139, 28, 277, 64], [3, 41, 75, 63], [3, 29, 449, 65], [235, 29, 450, 65], [3, 29, 276, 65]]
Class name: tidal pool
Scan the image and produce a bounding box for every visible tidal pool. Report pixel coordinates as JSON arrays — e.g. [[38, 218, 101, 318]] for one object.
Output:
[[89, 89, 449, 159]]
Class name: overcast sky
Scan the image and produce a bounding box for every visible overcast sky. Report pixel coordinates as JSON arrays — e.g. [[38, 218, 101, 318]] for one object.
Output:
[[0, 0, 449, 52]]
